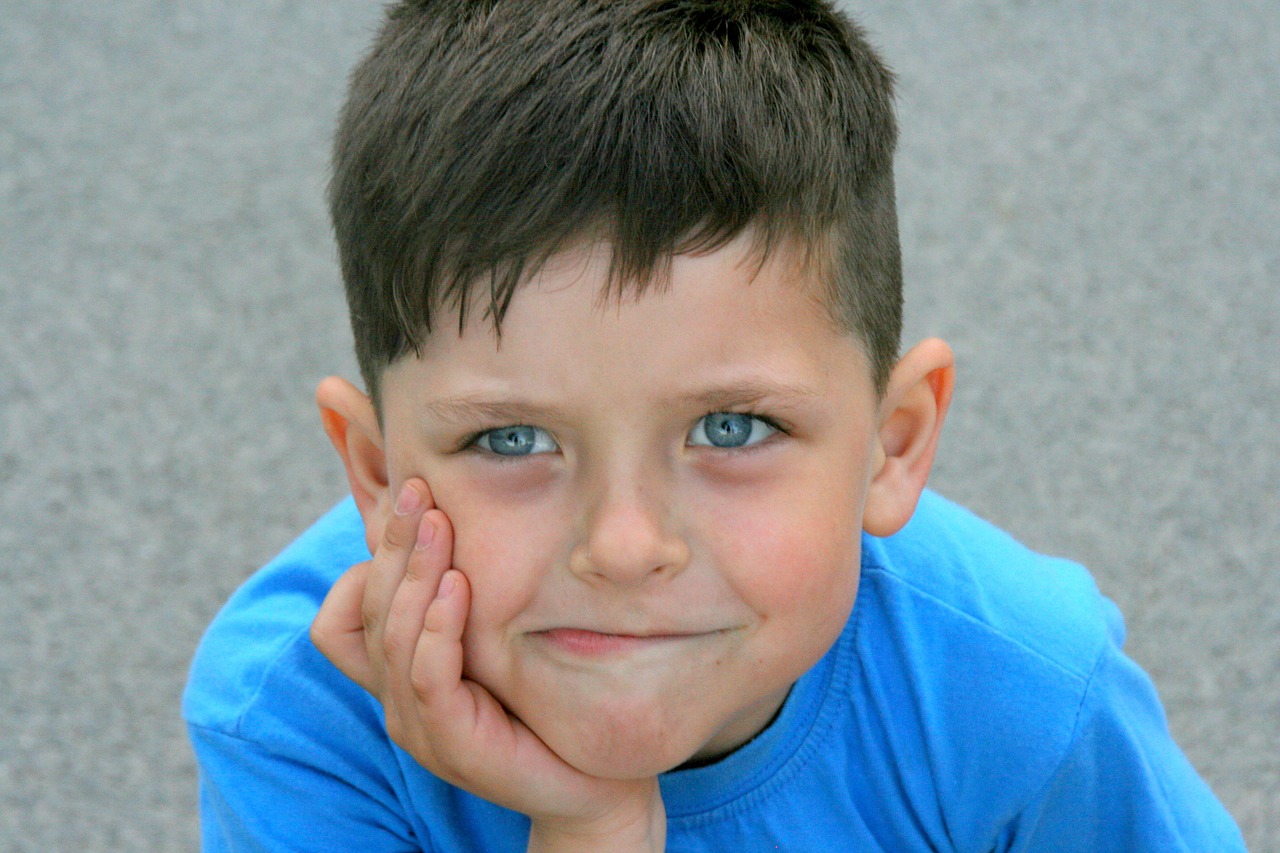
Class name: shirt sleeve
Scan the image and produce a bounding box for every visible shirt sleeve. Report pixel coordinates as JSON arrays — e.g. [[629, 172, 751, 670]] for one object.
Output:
[[1003, 625, 1246, 852], [185, 587, 431, 851], [183, 500, 434, 851], [190, 722, 424, 853]]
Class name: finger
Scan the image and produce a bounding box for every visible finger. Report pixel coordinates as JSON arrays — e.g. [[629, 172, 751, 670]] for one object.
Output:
[[390, 568, 478, 767], [361, 479, 433, 686], [382, 508, 454, 688], [394, 571, 653, 821], [310, 561, 377, 691], [409, 569, 470, 712], [401, 572, 582, 799]]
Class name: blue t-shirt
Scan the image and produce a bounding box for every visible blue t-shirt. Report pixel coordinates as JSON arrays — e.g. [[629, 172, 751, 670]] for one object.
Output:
[[184, 491, 1244, 851]]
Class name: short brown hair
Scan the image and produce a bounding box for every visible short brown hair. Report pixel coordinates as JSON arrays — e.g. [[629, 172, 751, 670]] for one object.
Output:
[[329, 0, 901, 408]]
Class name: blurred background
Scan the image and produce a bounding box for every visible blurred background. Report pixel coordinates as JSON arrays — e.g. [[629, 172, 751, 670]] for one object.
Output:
[[1, 0, 1275, 848]]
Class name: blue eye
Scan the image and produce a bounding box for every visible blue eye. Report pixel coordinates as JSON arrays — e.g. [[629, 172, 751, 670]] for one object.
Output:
[[688, 412, 777, 449], [474, 425, 558, 457]]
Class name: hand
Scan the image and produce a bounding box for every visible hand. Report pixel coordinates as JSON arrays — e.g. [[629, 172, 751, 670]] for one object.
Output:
[[311, 479, 666, 852]]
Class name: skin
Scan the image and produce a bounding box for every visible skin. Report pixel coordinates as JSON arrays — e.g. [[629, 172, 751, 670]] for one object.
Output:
[[311, 234, 954, 850]]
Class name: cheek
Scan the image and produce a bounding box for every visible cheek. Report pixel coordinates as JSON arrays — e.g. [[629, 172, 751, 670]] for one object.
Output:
[[429, 469, 569, 624], [431, 465, 550, 566], [705, 472, 864, 628]]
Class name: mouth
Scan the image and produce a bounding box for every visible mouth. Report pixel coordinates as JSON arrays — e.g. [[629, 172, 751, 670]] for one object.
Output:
[[532, 627, 722, 657]]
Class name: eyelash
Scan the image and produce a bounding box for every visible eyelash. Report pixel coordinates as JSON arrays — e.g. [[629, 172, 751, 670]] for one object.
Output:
[[734, 410, 787, 433], [690, 411, 788, 450], [456, 411, 790, 457], [455, 425, 549, 457]]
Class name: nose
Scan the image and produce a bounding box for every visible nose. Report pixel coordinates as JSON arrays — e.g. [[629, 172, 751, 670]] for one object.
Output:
[[568, 475, 691, 585]]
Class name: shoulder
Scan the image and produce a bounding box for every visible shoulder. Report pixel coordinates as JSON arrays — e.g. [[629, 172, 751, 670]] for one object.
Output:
[[860, 489, 1120, 680], [182, 499, 533, 850], [182, 499, 423, 845], [183, 497, 372, 736], [846, 491, 1122, 846]]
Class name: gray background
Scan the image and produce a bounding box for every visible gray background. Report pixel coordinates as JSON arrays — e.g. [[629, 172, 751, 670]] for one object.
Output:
[[2, 0, 1276, 848]]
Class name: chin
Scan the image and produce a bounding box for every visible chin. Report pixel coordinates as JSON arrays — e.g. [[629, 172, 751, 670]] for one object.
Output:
[[529, 703, 704, 780], [553, 736, 691, 780]]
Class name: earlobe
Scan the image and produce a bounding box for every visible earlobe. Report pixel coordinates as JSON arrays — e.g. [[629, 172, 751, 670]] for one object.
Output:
[[317, 376, 392, 553], [863, 338, 955, 538]]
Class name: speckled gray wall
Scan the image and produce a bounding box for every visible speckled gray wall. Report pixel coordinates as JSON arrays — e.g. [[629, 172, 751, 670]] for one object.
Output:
[[1, 1, 1275, 848]]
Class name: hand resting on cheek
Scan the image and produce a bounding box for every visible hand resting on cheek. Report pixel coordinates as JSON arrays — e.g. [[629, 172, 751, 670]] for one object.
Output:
[[310, 478, 666, 852]]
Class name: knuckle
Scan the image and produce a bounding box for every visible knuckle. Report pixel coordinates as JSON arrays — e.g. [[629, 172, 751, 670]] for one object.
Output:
[[382, 518, 412, 553], [383, 713, 405, 746], [381, 628, 409, 663], [402, 552, 427, 584], [360, 602, 381, 636], [308, 620, 330, 653], [408, 662, 435, 704], [439, 747, 481, 787]]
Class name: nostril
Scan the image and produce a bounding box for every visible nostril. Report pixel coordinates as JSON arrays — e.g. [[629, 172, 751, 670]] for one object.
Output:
[[570, 501, 690, 583]]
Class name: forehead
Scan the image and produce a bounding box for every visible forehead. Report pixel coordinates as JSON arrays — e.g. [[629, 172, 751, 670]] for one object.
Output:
[[384, 233, 870, 412], [457, 225, 842, 333]]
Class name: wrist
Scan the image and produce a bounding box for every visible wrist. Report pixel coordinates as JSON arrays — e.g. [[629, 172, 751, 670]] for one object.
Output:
[[526, 787, 665, 853], [527, 821, 662, 853]]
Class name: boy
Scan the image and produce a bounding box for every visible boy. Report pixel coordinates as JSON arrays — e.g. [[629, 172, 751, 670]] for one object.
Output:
[[184, 0, 1245, 849]]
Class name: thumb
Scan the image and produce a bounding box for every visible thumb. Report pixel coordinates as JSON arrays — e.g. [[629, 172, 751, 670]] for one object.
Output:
[[311, 561, 377, 691]]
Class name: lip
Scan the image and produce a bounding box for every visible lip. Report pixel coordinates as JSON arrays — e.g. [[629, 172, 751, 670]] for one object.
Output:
[[533, 627, 718, 657]]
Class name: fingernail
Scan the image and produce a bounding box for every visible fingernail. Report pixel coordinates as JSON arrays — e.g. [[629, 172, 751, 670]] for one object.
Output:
[[395, 483, 422, 516], [436, 571, 456, 600], [415, 514, 436, 550]]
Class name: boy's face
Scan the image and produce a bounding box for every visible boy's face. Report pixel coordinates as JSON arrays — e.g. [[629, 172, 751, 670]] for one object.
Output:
[[376, 235, 882, 779]]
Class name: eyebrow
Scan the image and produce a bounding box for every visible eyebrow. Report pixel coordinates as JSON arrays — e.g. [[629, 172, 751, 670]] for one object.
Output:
[[676, 378, 823, 413], [423, 397, 552, 425], [421, 378, 823, 425]]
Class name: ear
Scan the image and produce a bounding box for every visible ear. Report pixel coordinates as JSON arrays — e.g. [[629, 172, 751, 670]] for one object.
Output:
[[862, 338, 955, 538], [317, 376, 392, 556]]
